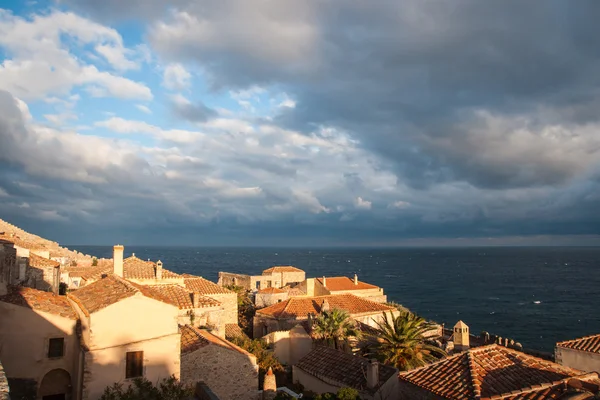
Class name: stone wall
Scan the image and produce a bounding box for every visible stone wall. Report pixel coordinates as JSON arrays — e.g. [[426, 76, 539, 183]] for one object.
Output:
[[255, 292, 288, 308], [218, 272, 251, 290], [209, 292, 238, 325], [181, 342, 259, 400], [0, 359, 9, 400], [555, 347, 600, 373]]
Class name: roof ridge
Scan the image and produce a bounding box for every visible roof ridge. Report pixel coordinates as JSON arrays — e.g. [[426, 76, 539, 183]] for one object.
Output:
[[466, 349, 481, 399], [493, 372, 600, 399]]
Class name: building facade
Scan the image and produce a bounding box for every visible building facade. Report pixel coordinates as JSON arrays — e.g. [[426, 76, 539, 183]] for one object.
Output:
[[556, 334, 600, 373]]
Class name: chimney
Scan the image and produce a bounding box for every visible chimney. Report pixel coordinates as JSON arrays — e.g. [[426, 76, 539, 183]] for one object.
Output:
[[321, 299, 330, 313], [367, 359, 379, 389], [113, 245, 124, 277], [354, 273, 358, 285], [156, 260, 163, 280], [263, 367, 277, 400], [454, 320, 470, 351], [191, 292, 200, 308], [322, 276, 326, 287], [306, 278, 315, 296]]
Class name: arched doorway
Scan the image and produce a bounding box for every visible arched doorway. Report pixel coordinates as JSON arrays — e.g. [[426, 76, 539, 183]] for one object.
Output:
[[38, 369, 71, 400]]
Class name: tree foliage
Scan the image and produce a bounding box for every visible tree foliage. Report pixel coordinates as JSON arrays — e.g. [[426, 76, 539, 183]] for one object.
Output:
[[99, 376, 192, 400], [225, 284, 256, 337], [229, 335, 283, 388], [365, 311, 446, 371], [314, 387, 361, 400], [312, 309, 361, 351]]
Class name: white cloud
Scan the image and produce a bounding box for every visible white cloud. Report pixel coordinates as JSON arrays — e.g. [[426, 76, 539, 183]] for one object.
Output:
[[0, 10, 152, 100], [0, 187, 7, 197], [136, 104, 152, 114], [95, 44, 138, 70], [354, 197, 372, 210], [390, 200, 411, 209], [162, 63, 191, 90]]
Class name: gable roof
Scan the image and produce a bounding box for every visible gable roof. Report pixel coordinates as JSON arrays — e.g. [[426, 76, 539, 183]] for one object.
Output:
[[557, 334, 600, 354], [122, 256, 181, 280], [399, 344, 591, 399], [179, 325, 255, 361], [28, 253, 60, 268], [0, 286, 77, 320], [317, 276, 379, 291], [68, 275, 138, 315], [182, 274, 233, 295], [295, 346, 397, 395], [256, 294, 394, 319], [262, 266, 304, 275], [142, 285, 220, 310]]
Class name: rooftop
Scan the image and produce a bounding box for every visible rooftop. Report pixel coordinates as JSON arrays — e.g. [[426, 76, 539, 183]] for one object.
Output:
[[68, 275, 138, 315], [0, 285, 77, 319], [28, 253, 60, 268], [183, 274, 233, 295], [258, 287, 286, 294], [122, 256, 181, 280], [262, 266, 304, 275], [295, 346, 397, 394], [143, 285, 220, 310], [180, 325, 255, 360], [256, 294, 394, 319], [557, 334, 600, 354], [317, 276, 379, 291], [399, 344, 593, 399]]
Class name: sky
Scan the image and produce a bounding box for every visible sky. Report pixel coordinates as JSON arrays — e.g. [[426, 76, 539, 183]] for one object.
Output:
[[0, 1, 599, 246]]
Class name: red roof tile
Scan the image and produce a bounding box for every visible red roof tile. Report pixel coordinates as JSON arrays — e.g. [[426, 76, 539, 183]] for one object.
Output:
[[399, 344, 590, 399], [557, 334, 600, 354], [68, 275, 138, 315], [180, 325, 255, 360], [256, 294, 394, 319], [28, 253, 60, 268], [0, 286, 77, 319], [296, 346, 397, 395], [317, 276, 379, 291], [262, 266, 304, 275], [122, 256, 181, 280], [183, 274, 233, 295], [141, 285, 220, 310], [258, 287, 286, 294]]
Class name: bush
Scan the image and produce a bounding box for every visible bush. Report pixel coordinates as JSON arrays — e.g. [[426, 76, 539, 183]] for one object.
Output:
[[314, 387, 360, 400], [92, 257, 98, 266], [225, 285, 256, 337], [99, 376, 192, 400]]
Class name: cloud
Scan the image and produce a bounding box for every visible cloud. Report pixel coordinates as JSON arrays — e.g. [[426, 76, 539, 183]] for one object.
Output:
[[169, 94, 217, 122], [354, 197, 372, 210], [162, 63, 191, 90], [0, 10, 152, 100], [390, 201, 410, 209], [135, 104, 152, 114]]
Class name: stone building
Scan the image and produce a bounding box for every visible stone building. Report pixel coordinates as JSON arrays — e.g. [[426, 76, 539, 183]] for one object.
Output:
[[298, 275, 387, 303], [253, 294, 396, 338], [255, 287, 288, 308], [183, 274, 238, 325], [556, 334, 600, 373], [293, 346, 398, 400], [262, 325, 313, 366], [68, 274, 182, 400], [218, 266, 305, 292], [398, 344, 600, 399], [0, 285, 80, 400], [0, 239, 16, 296], [180, 325, 259, 400]]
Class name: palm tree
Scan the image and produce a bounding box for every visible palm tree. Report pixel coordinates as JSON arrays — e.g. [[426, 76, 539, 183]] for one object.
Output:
[[312, 308, 361, 351], [366, 311, 446, 371]]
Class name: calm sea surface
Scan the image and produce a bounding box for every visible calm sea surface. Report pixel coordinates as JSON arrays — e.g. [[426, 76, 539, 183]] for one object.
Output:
[[69, 246, 600, 353]]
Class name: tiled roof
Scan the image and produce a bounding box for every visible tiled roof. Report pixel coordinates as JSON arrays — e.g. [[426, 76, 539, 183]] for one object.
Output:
[[256, 294, 394, 319], [0, 234, 48, 250], [557, 334, 600, 354], [262, 266, 304, 275], [317, 277, 378, 291], [180, 325, 255, 360], [122, 256, 181, 280], [183, 274, 233, 294], [0, 285, 77, 319], [142, 285, 220, 310], [258, 287, 286, 294], [500, 374, 600, 399], [399, 344, 589, 399], [68, 275, 138, 315], [225, 324, 249, 341], [295, 346, 397, 394], [28, 253, 60, 268], [64, 266, 109, 281]]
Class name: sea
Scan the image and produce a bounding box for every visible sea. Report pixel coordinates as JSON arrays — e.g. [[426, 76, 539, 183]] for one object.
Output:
[[69, 245, 600, 353]]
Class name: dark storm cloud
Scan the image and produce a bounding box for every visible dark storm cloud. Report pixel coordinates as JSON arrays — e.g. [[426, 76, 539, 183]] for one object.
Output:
[[170, 98, 217, 123]]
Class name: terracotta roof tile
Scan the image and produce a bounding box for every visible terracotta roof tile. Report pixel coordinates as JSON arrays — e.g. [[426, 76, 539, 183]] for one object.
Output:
[[225, 324, 249, 341], [183, 274, 233, 295], [0, 285, 77, 319], [258, 287, 286, 294], [557, 334, 600, 354], [141, 285, 220, 310], [295, 346, 397, 394], [399, 344, 591, 399], [68, 275, 137, 315], [317, 276, 379, 291], [64, 266, 109, 281], [180, 325, 255, 360], [28, 253, 60, 268], [262, 266, 304, 275], [0, 234, 48, 250], [256, 294, 394, 319], [122, 256, 181, 280]]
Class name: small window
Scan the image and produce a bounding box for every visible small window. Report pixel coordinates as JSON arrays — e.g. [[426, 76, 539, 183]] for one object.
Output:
[[255, 281, 260, 290], [48, 338, 64, 358], [126, 351, 144, 379]]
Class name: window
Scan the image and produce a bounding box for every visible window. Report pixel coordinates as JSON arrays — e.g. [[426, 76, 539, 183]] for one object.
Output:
[[126, 351, 144, 379], [48, 338, 64, 358]]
